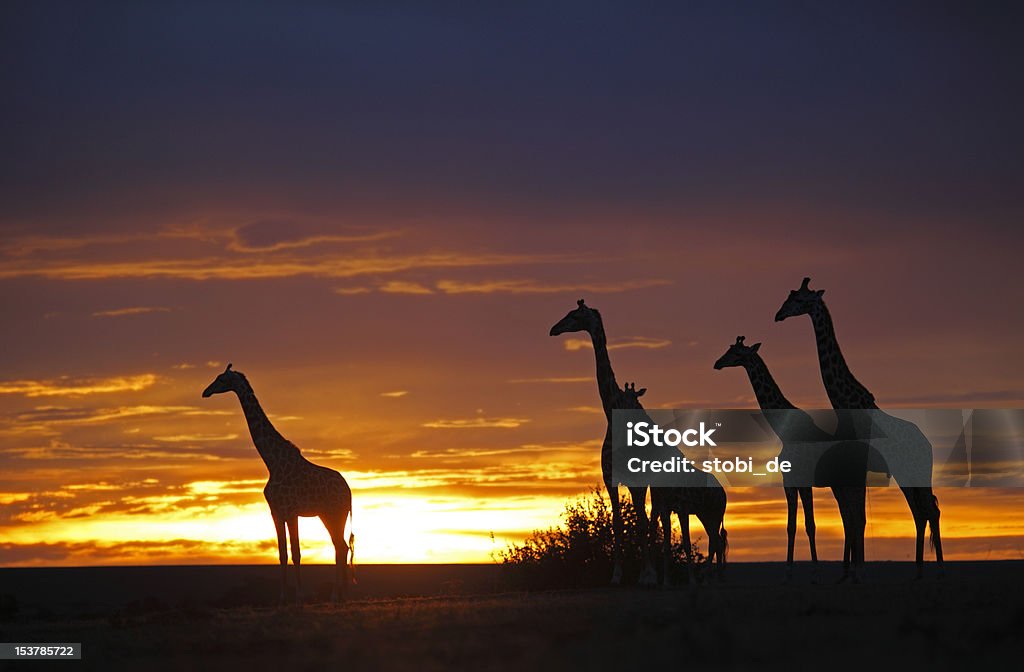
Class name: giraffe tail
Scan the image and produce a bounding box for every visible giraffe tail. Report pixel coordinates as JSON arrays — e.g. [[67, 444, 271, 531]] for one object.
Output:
[[348, 509, 357, 585], [928, 493, 940, 551]]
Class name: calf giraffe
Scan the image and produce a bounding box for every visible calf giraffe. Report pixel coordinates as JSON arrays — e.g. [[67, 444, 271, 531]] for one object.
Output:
[[618, 382, 728, 584], [202, 364, 354, 603]]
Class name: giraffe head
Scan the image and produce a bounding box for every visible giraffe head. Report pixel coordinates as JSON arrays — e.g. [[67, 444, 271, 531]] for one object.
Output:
[[549, 298, 600, 336], [713, 336, 761, 370], [617, 382, 647, 409], [202, 363, 245, 398], [774, 277, 824, 322]]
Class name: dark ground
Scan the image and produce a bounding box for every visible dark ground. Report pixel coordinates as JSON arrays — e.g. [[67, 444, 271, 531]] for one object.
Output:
[[1, 562, 1020, 670]]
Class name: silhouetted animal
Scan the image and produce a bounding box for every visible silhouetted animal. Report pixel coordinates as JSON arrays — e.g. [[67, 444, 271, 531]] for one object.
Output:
[[203, 364, 354, 602]]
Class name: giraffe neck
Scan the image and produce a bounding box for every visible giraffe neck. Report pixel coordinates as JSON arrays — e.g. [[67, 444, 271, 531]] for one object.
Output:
[[588, 312, 620, 415], [742, 355, 794, 411], [234, 381, 294, 472], [810, 302, 877, 409]]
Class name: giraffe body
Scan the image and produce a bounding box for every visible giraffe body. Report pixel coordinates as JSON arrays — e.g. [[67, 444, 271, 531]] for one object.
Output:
[[714, 336, 878, 582], [776, 278, 944, 579], [618, 383, 728, 585], [551, 300, 652, 585], [203, 364, 354, 603]]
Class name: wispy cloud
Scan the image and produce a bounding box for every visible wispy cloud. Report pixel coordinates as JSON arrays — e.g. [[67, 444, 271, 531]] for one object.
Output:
[[507, 376, 591, 384], [380, 390, 409, 398], [422, 417, 531, 429], [91, 306, 173, 318], [378, 280, 434, 295], [152, 434, 239, 443], [0, 374, 158, 397], [0, 250, 576, 281], [333, 278, 671, 296], [435, 278, 671, 294], [562, 336, 671, 351]]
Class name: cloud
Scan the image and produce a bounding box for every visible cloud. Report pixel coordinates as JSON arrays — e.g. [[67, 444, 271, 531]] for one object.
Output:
[[507, 376, 591, 384], [380, 390, 409, 398], [378, 280, 434, 295], [152, 434, 239, 443], [91, 306, 173, 318], [435, 278, 671, 294], [566, 405, 604, 414], [227, 222, 398, 253], [562, 336, 671, 351], [334, 286, 372, 295], [0, 374, 158, 397], [0, 405, 233, 435], [0, 250, 576, 281], [422, 417, 531, 429]]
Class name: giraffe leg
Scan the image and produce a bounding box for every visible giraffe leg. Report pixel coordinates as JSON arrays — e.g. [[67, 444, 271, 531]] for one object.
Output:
[[321, 512, 350, 603], [901, 486, 926, 580], [784, 487, 798, 583], [272, 512, 288, 605], [660, 510, 672, 588], [680, 511, 694, 586], [850, 487, 866, 583], [286, 516, 301, 605], [799, 487, 819, 583], [832, 487, 851, 583], [630, 486, 655, 586], [927, 491, 944, 578], [607, 481, 624, 585]]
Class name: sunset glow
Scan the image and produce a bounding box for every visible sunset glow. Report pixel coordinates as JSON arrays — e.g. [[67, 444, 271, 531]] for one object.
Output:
[[3, 3, 1023, 569]]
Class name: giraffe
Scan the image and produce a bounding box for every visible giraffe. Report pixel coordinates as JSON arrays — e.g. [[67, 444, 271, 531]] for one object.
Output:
[[202, 364, 355, 603], [550, 299, 652, 585], [775, 278, 944, 579], [714, 336, 872, 583], [617, 382, 728, 585]]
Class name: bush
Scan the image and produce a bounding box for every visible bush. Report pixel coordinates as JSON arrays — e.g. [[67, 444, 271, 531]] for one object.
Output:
[[497, 486, 705, 589]]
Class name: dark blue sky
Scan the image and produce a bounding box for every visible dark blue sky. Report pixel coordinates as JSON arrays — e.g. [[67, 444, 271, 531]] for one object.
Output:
[[2, 1, 1022, 231]]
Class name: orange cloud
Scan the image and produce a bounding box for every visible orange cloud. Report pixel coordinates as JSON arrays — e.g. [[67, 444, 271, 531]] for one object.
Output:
[[92, 306, 173, 317], [562, 336, 672, 351], [378, 280, 434, 294], [0, 374, 158, 397], [434, 278, 671, 294], [422, 417, 532, 429], [507, 376, 590, 384]]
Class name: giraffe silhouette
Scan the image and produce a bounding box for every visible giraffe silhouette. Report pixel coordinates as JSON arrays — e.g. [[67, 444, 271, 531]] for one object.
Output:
[[617, 382, 728, 585], [775, 278, 944, 578], [202, 364, 355, 603], [714, 336, 872, 582], [550, 299, 652, 585]]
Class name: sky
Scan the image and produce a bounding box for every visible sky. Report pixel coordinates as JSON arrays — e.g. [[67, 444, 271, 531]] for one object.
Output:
[[1, 2, 1023, 566]]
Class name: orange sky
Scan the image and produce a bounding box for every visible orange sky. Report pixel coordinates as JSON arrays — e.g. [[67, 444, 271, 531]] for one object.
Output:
[[0, 219, 1022, 566], [2, 4, 1023, 566]]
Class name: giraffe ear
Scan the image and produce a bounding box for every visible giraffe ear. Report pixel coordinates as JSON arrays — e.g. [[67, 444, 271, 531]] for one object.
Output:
[[751, 342, 761, 353], [225, 363, 232, 372], [637, 388, 646, 397], [816, 289, 824, 297]]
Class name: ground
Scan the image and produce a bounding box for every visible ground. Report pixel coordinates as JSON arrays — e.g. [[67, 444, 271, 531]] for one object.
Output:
[[1, 562, 1020, 670]]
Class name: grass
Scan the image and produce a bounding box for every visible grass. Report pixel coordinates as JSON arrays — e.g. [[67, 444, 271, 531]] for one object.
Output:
[[3, 568, 1021, 671]]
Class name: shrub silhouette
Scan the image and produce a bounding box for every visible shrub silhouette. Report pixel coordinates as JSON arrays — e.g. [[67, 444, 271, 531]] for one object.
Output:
[[498, 486, 705, 589]]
